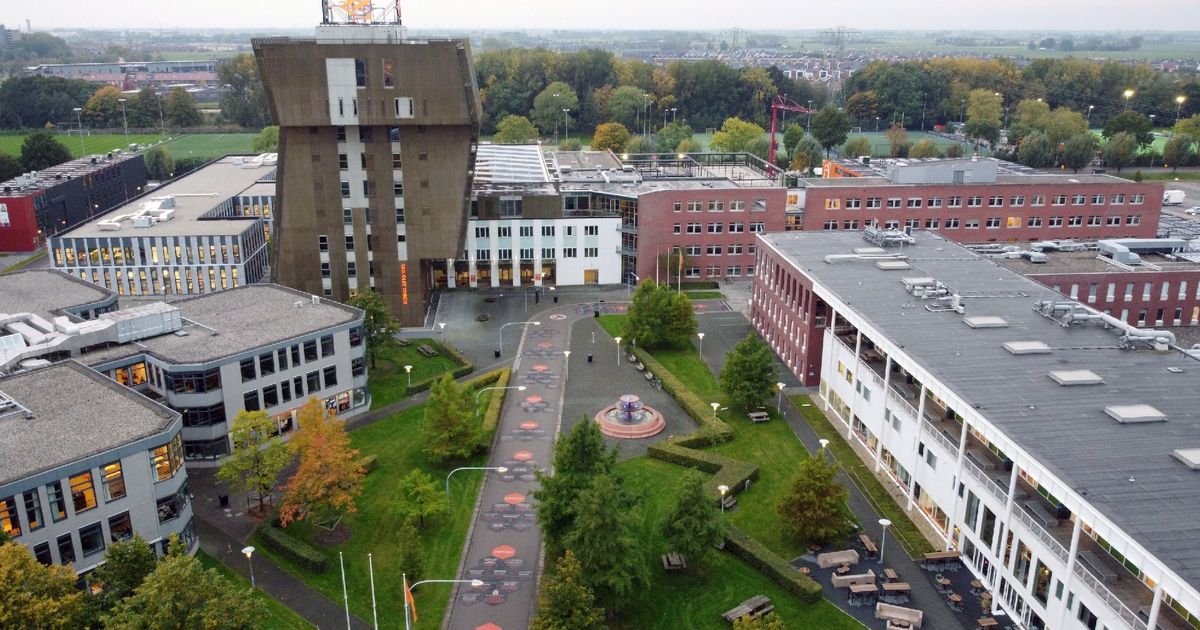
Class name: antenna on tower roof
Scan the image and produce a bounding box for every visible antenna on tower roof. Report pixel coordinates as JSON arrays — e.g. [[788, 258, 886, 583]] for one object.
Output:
[[321, 0, 402, 25]]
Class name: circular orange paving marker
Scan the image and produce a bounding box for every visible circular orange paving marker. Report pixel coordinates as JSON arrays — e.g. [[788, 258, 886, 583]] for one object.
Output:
[[537, 341, 553, 349], [519, 421, 538, 430], [504, 492, 526, 505], [491, 544, 516, 560], [524, 395, 543, 404], [512, 450, 533, 461], [531, 364, 549, 372], [475, 623, 502, 630]]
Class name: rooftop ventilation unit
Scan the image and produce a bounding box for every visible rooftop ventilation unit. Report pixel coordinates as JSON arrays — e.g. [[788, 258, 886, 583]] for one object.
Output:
[[863, 225, 916, 247], [1049, 369, 1104, 386], [964, 316, 1008, 328], [1002, 341, 1052, 355], [875, 261, 912, 270], [1104, 404, 1167, 424], [1172, 448, 1200, 470]]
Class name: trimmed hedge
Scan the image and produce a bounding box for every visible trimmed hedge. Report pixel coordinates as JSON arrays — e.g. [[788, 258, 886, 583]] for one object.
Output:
[[725, 526, 823, 603], [648, 439, 757, 500], [359, 454, 378, 474], [472, 368, 511, 437], [258, 523, 328, 573], [630, 346, 732, 445]]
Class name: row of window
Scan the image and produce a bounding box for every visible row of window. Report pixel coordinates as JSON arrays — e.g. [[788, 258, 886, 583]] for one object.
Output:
[[55, 241, 246, 268], [474, 225, 599, 239], [0, 436, 182, 540], [823, 192, 1146, 211], [338, 152, 403, 171], [674, 221, 767, 235], [820, 215, 1143, 231], [681, 265, 755, 278], [472, 247, 599, 261], [1065, 279, 1200, 304], [238, 333, 356, 383], [672, 199, 768, 212], [679, 243, 759, 257], [75, 265, 246, 297], [243, 365, 348, 412]]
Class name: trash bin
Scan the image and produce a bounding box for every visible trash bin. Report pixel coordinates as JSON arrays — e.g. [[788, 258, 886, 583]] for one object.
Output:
[[587, 354, 593, 363], [494, 349, 501, 358], [553, 295, 559, 303], [218, 494, 229, 507]]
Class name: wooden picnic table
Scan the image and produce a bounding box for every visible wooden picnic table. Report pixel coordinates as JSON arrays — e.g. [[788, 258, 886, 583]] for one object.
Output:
[[922, 550, 962, 561], [662, 552, 687, 571], [884, 568, 899, 581], [748, 411, 771, 423], [722, 595, 773, 623], [850, 583, 878, 594], [948, 593, 963, 603], [418, 344, 439, 357], [978, 618, 999, 629], [882, 582, 911, 592]]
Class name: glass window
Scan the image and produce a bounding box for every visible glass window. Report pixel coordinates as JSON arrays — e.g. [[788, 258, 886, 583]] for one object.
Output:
[[150, 435, 183, 482], [46, 481, 67, 522], [70, 471, 97, 514], [281, 380, 293, 403], [108, 512, 133, 542], [240, 358, 256, 382], [57, 533, 75, 565], [101, 462, 126, 501], [156, 487, 188, 524], [321, 335, 335, 357], [33, 542, 52, 566], [304, 340, 318, 362], [263, 385, 279, 408], [352, 357, 366, 377], [0, 496, 20, 538], [291, 345, 301, 365], [259, 352, 275, 376], [323, 366, 338, 389], [79, 521, 105, 557], [383, 59, 394, 87], [277, 348, 289, 371], [23, 490, 43, 532], [349, 326, 363, 347], [307, 371, 321, 394], [243, 390, 261, 411]]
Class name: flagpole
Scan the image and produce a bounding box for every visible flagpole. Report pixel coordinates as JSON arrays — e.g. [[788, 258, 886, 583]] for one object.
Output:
[[403, 573, 411, 630], [340, 551, 351, 630], [655, 247, 660, 284], [368, 553, 379, 629]]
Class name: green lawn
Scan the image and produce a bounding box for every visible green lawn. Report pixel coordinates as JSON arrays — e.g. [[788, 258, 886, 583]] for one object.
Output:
[[614, 457, 865, 629], [196, 551, 314, 629], [597, 314, 723, 404], [161, 133, 258, 159], [368, 338, 463, 409], [0, 133, 163, 158], [1125, 171, 1200, 181], [252, 404, 487, 630]]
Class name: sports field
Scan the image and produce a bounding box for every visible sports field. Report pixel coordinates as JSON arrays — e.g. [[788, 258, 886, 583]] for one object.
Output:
[[0, 132, 258, 161], [160, 133, 258, 158], [0, 133, 164, 158]]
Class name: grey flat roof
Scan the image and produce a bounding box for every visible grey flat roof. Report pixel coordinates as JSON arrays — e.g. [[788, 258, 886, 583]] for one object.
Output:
[[60, 157, 275, 238], [0, 361, 178, 486], [130, 284, 360, 364], [0, 153, 141, 197], [1000, 250, 1200, 275], [0, 269, 115, 319], [761, 230, 1200, 589], [802, 173, 1134, 188]]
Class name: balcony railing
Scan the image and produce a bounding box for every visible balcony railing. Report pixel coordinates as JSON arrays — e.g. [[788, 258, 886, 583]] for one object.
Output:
[[1072, 562, 1146, 630], [921, 418, 960, 460], [867, 367, 884, 387], [963, 458, 1008, 505], [832, 334, 855, 356], [887, 387, 919, 420], [1011, 505, 1069, 564], [617, 223, 638, 234]]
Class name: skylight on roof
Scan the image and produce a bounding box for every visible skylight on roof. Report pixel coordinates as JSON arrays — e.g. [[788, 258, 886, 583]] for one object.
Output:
[[1105, 405, 1167, 424], [1172, 449, 1200, 470], [855, 247, 886, 255], [876, 261, 912, 270], [1049, 369, 1104, 386], [964, 316, 1008, 328], [1002, 341, 1052, 355]]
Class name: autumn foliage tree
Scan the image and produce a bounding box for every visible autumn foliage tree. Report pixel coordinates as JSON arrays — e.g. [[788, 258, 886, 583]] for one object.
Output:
[[218, 410, 294, 511], [279, 398, 365, 527], [591, 122, 631, 153], [0, 542, 86, 629]]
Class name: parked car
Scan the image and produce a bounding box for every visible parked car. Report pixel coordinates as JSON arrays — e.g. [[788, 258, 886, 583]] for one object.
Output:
[[1186, 207, 1200, 215]]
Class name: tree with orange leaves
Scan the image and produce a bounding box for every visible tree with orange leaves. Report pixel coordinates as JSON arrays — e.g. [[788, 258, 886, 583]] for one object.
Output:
[[278, 398, 365, 527]]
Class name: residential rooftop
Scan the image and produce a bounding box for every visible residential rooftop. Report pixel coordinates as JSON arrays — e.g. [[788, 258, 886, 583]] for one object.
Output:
[[0, 361, 179, 486], [60, 155, 276, 238], [0, 153, 142, 197], [760, 230, 1200, 589], [0, 269, 116, 320]]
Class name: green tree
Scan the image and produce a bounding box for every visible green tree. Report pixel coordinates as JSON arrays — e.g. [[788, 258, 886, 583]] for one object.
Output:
[[252, 126, 279, 152], [532, 82, 579, 137], [840, 136, 873, 158], [624, 135, 651, 153], [1175, 114, 1200, 143], [661, 471, 727, 564], [143, 146, 175, 181], [1061, 133, 1098, 173], [964, 89, 1003, 146], [845, 90, 879, 122], [559, 138, 583, 151], [944, 143, 965, 158], [964, 118, 1001, 147], [394, 468, 446, 528], [719, 334, 776, 411], [778, 456, 847, 545], [908, 138, 941, 158], [1018, 131, 1056, 168], [1103, 131, 1139, 173], [0, 75, 95, 129], [591, 122, 631, 153], [656, 121, 693, 153], [91, 534, 157, 612], [218, 53, 272, 129], [164, 87, 202, 128], [789, 136, 824, 175], [104, 552, 264, 629], [0, 542, 86, 629], [493, 115, 540, 144], [531, 550, 606, 630], [606, 86, 646, 129], [623, 279, 697, 350], [884, 124, 910, 157], [1103, 111, 1153, 146], [346, 290, 399, 369], [0, 154, 22, 182], [810, 106, 851, 155], [710, 117, 765, 152], [1162, 135, 1195, 172], [127, 87, 160, 128], [422, 374, 480, 462], [565, 474, 648, 616], [1043, 108, 1087, 145], [218, 410, 294, 510], [20, 131, 72, 170], [83, 85, 124, 128], [534, 417, 617, 551], [733, 612, 788, 630], [781, 123, 806, 158], [675, 138, 702, 153], [395, 521, 425, 582], [746, 136, 770, 161]]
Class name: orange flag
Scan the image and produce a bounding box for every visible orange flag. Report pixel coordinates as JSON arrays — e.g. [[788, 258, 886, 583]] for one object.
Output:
[[404, 574, 418, 622]]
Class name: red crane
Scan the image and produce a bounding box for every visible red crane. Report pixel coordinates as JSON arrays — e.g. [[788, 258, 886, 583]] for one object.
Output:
[[768, 95, 817, 169]]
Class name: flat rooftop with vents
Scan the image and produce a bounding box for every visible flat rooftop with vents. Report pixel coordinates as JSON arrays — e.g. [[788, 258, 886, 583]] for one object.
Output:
[[0, 269, 117, 320], [759, 229, 1200, 589]]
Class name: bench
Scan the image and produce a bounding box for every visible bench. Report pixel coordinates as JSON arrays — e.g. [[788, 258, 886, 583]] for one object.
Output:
[[722, 595, 773, 623], [397, 338, 411, 347], [748, 411, 771, 423], [832, 570, 876, 589], [858, 533, 878, 557], [418, 344, 439, 357], [1023, 500, 1060, 528], [1079, 550, 1118, 583], [817, 549, 861, 569], [635, 361, 646, 371], [884, 568, 899, 581], [881, 582, 911, 604], [721, 494, 737, 510], [876, 602, 924, 629], [644, 371, 655, 381], [661, 552, 687, 571]]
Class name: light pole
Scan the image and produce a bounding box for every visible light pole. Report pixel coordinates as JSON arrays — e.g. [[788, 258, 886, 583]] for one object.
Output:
[[878, 518, 892, 564], [697, 332, 705, 360], [627, 272, 639, 297], [710, 401, 720, 420], [562, 108, 571, 143], [614, 336, 622, 366], [438, 322, 446, 344], [404, 364, 413, 389], [671, 107, 678, 124], [718, 484, 730, 513], [241, 546, 256, 588], [807, 100, 813, 131], [819, 438, 830, 455], [874, 116, 880, 132], [643, 93, 650, 137], [445, 466, 508, 502], [1123, 89, 1135, 112], [959, 98, 966, 125], [497, 320, 540, 357], [72, 107, 85, 156], [1086, 105, 1095, 128], [776, 382, 786, 413], [1177, 96, 1187, 125], [405, 577, 485, 630], [475, 385, 526, 417], [118, 97, 129, 145], [156, 91, 166, 138], [552, 93, 560, 144]]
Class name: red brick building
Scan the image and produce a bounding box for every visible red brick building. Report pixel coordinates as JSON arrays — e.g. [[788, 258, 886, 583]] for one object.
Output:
[[797, 157, 1162, 243]]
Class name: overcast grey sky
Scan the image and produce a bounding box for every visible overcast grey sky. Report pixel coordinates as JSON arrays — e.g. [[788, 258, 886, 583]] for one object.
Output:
[[6, 0, 1198, 32]]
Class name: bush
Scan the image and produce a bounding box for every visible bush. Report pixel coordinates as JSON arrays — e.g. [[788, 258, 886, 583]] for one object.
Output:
[[258, 523, 328, 573], [725, 526, 822, 603], [359, 454, 379, 474], [648, 439, 757, 498], [475, 368, 510, 438]]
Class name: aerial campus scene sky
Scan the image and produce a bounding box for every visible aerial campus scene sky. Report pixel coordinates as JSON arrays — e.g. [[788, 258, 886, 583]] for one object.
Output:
[[10, 0, 1200, 31]]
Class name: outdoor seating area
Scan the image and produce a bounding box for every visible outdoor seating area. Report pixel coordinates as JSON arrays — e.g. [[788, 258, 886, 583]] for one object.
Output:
[[919, 550, 962, 572], [748, 411, 771, 423], [721, 595, 774, 624]]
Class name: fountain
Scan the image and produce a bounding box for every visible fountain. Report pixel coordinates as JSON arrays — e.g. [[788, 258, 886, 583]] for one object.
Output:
[[594, 394, 665, 439]]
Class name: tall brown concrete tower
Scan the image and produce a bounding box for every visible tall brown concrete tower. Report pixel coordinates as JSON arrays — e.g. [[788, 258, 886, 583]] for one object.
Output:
[[254, 2, 480, 325]]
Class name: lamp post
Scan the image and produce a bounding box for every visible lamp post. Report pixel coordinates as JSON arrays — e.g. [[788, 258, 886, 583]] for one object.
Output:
[[117, 97, 129, 144], [776, 382, 786, 412], [671, 107, 678, 123], [445, 466, 508, 502], [643, 93, 650, 137], [697, 332, 705, 360], [497, 321, 540, 356], [614, 336, 622, 366], [806, 100, 814, 131], [552, 93, 560, 143], [1177, 96, 1187, 125], [1123, 89, 1135, 111], [405, 578, 485, 630], [718, 484, 730, 513], [1086, 105, 1095, 128], [438, 322, 446, 344], [72, 107, 85, 155], [874, 116, 880, 132], [819, 438, 830, 455], [155, 91, 166, 138], [562, 108, 571, 143], [711, 401, 720, 420], [878, 518, 892, 564], [404, 364, 413, 389], [627, 272, 639, 297], [241, 546, 256, 588], [475, 385, 525, 417], [960, 98, 966, 125]]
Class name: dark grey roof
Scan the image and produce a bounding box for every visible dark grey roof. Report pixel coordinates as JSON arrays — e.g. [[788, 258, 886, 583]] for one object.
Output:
[[0, 361, 178, 486], [0, 269, 116, 319], [761, 230, 1200, 589]]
